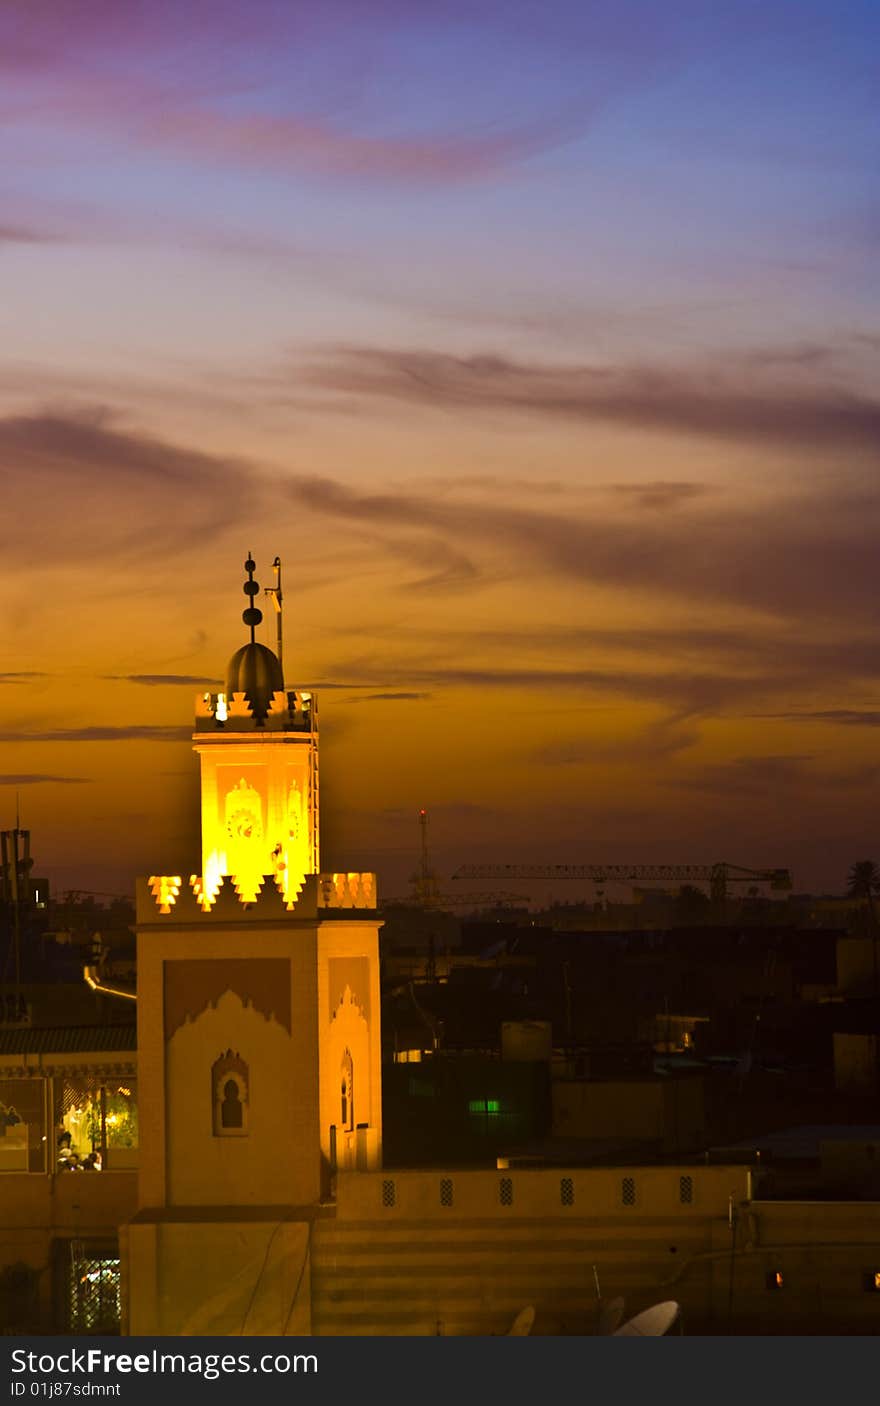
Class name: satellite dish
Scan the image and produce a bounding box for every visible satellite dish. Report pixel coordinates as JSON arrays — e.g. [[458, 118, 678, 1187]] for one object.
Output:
[[613, 1301, 681, 1337], [597, 1296, 626, 1335], [508, 1305, 536, 1336]]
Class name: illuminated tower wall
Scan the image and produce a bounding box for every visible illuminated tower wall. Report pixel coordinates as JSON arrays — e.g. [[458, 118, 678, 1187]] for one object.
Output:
[[194, 682, 319, 906]]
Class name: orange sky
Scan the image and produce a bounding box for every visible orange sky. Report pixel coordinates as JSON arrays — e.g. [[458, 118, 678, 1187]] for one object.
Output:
[[2, 1, 879, 899]]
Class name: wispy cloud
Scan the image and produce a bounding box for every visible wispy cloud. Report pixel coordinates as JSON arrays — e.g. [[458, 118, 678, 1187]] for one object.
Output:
[[609, 481, 710, 511], [0, 223, 59, 245], [328, 621, 880, 683], [0, 407, 260, 567], [668, 753, 818, 795], [0, 726, 191, 743], [104, 674, 222, 687], [0, 774, 91, 785], [319, 660, 793, 717], [350, 691, 432, 703], [533, 719, 701, 767], [346, 530, 481, 594], [137, 104, 588, 185], [758, 709, 880, 727], [299, 345, 880, 452], [0, 5, 599, 187], [285, 471, 880, 625]]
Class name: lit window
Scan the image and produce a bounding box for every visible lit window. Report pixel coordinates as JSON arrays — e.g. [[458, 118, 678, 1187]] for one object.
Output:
[[55, 1077, 138, 1170], [467, 1099, 500, 1116], [62, 1242, 120, 1333]]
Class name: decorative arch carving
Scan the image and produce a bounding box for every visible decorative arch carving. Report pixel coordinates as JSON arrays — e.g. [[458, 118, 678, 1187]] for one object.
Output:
[[212, 1050, 249, 1137]]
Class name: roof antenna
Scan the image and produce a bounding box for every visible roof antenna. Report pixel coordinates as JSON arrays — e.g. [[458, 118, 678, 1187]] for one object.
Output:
[[264, 556, 283, 671], [241, 553, 262, 644]]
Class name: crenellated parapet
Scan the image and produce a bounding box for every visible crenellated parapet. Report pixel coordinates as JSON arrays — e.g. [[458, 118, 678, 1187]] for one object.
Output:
[[194, 689, 317, 733], [317, 872, 377, 909], [138, 871, 377, 925]]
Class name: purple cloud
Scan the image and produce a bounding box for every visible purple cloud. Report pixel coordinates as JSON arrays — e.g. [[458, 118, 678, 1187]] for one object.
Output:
[[299, 345, 880, 451]]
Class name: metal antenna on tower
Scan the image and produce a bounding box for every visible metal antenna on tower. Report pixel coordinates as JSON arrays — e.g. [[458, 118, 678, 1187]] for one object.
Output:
[[264, 556, 283, 671]]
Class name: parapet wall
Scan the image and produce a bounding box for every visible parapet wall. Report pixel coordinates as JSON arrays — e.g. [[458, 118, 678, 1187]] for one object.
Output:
[[335, 1165, 751, 1221], [136, 871, 377, 925], [194, 688, 316, 733]]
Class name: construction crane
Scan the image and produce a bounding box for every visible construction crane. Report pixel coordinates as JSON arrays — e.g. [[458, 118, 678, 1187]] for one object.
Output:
[[381, 811, 529, 911], [452, 862, 792, 906], [411, 808, 441, 909]]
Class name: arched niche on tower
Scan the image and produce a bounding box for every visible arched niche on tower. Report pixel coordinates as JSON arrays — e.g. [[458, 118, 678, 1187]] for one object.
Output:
[[212, 1050, 249, 1137], [340, 1049, 354, 1133]]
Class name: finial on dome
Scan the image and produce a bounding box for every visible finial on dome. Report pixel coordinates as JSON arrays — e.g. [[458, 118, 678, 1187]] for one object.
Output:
[[241, 553, 263, 644], [225, 554, 284, 720]]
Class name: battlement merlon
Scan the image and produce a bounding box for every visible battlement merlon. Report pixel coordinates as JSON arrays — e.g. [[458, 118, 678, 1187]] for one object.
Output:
[[136, 871, 377, 925], [194, 689, 317, 734]]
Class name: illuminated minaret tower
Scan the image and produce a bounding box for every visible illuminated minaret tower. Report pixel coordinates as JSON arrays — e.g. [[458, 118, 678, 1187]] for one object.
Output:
[[125, 557, 382, 1336], [193, 553, 319, 907]]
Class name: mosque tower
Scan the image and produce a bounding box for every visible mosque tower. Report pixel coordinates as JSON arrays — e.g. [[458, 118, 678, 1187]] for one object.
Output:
[[192, 554, 319, 908], [124, 556, 382, 1336]]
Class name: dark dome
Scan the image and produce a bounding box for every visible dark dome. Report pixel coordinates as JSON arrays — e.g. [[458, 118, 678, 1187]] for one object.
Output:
[[226, 642, 284, 718]]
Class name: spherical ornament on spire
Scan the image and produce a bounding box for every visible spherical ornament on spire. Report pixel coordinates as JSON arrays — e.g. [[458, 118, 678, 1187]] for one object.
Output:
[[225, 552, 284, 718], [242, 554, 264, 639]]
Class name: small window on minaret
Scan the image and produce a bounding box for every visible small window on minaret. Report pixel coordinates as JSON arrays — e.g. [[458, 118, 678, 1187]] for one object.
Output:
[[212, 1051, 249, 1137], [340, 1050, 354, 1132]]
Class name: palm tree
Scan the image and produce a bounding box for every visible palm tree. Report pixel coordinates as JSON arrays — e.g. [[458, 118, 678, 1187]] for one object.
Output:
[[847, 860, 880, 996]]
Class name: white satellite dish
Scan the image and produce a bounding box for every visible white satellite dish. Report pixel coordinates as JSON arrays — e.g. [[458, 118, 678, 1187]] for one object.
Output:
[[597, 1296, 626, 1335], [612, 1300, 681, 1337], [508, 1305, 536, 1336]]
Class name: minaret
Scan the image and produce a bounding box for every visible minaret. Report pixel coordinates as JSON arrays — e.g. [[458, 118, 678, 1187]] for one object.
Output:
[[125, 557, 382, 1336], [193, 554, 319, 906]]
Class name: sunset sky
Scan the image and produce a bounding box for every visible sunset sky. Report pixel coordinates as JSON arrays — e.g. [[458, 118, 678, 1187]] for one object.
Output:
[[2, 0, 879, 900]]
